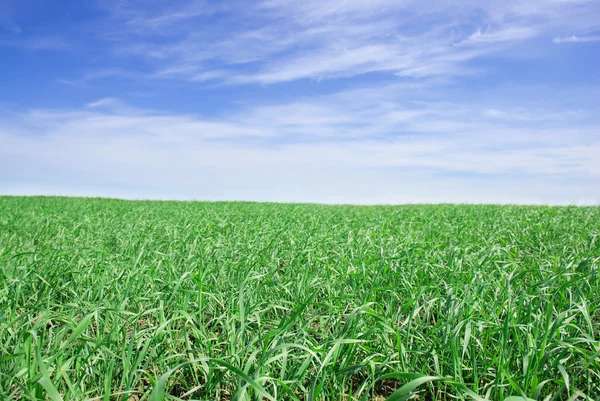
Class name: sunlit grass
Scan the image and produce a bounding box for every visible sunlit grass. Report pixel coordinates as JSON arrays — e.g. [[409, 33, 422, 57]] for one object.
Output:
[[0, 197, 598, 400]]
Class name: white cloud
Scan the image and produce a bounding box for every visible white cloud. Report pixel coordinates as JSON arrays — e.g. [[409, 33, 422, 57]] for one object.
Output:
[[1, 85, 599, 204], [553, 34, 600, 43], [465, 26, 539, 44]]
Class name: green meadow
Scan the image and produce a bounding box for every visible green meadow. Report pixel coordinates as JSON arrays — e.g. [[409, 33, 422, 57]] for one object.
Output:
[[0, 197, 598, 401]]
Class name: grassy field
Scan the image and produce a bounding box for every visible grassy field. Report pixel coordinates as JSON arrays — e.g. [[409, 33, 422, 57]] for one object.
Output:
[[0, 197, 598, 401]]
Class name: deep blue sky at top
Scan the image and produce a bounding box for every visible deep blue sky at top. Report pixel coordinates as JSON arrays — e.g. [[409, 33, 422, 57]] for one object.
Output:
[[1, 0, 599, 203]]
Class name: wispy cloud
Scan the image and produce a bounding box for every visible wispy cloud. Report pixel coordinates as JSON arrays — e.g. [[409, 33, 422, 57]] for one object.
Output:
[[58, 68, 135, 87], [553, 34, 600, 43], [0, 1, 21, 33], [86, 0, 600, 85], [0, 35, 70, 50], [465, 26, 539, 44]]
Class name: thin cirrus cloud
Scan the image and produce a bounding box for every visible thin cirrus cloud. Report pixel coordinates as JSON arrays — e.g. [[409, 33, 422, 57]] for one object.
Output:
[[96, 0, 600, 84], [553, 35, 600, 43]]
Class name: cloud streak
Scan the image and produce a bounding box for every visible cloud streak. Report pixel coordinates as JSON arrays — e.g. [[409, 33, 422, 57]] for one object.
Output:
[[553, 34, 600, 43], [0, 35, 70, 50]]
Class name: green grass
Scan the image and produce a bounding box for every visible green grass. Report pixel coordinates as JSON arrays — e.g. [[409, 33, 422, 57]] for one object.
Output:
[[0, 196, 598, 401]]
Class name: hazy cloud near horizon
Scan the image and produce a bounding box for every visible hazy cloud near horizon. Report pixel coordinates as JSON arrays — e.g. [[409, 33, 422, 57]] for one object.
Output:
[[1, 0, 599, 204]]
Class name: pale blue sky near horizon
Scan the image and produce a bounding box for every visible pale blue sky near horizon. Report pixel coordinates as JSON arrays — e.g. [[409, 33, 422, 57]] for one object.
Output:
[[1, 0, 599, 204]]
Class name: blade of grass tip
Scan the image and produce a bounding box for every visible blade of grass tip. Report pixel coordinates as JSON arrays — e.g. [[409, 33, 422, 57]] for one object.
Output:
[[150, 367, 181, 401], [38, 377, 64, 401], [149, 359, 206, 401], [259, 292, 317, 361], [211, 359, 276, 401], [462, 387, 491, 401], [35, 346, 63, 401], [567, 390, 594, 401], [447, 381, 490, 401], [385, 376, 442, 401], [61, 312, 94, 349], [557, 363, 570, 397], [532, 379, 553, 400], [103, 360, 115, 401], [462, 321, 472, 360]]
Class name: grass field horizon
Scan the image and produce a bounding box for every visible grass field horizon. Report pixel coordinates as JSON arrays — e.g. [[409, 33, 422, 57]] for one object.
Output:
[[3, 195, 597, 207], [1, 196, 598, 401]]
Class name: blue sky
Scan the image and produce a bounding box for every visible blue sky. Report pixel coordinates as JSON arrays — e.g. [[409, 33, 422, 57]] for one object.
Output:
[[1, 0, 599, 204]]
